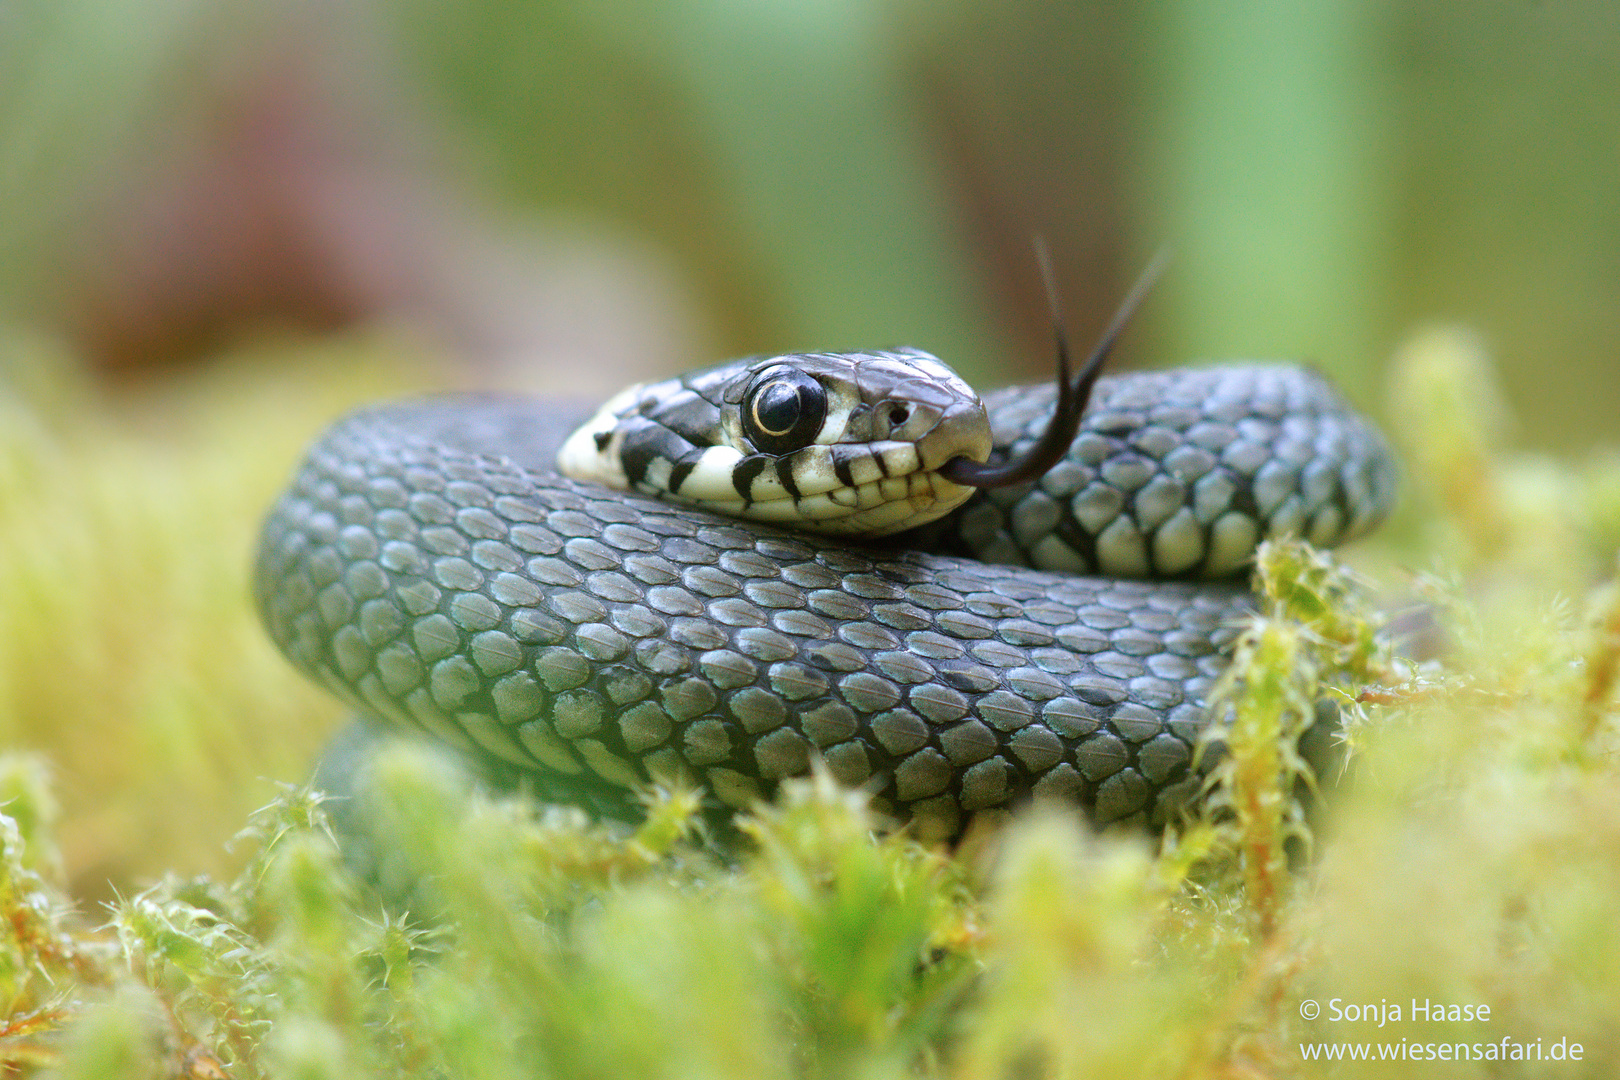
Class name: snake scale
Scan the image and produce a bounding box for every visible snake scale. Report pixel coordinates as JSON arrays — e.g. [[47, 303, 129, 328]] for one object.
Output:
[[257, 361, 1395, 839]]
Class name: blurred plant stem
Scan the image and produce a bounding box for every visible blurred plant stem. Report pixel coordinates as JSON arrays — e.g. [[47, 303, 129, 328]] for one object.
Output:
[[1130, 0, 1394, 404]]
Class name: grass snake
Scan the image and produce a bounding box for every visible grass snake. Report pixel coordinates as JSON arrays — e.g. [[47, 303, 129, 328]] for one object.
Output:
[[256, 338, 1395, 838]]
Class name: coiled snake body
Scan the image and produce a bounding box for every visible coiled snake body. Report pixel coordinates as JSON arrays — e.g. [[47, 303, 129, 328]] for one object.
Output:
[[257, 360, 1394, 838]]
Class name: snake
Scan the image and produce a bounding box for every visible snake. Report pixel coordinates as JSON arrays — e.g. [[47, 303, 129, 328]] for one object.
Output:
[[256, 307, 1396, 839]]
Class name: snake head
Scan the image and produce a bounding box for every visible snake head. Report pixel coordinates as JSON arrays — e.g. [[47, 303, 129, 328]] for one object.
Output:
[[558, 254, 1165, 537], [557, 348, 1002, 536]]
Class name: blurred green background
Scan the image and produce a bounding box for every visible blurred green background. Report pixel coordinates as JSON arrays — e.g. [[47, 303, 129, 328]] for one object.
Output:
[[1, 0, 1617, 895], [2, 0, 1617, 427]]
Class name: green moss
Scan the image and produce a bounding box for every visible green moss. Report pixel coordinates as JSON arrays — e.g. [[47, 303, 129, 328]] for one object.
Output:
[[0, 330, 429, 893]]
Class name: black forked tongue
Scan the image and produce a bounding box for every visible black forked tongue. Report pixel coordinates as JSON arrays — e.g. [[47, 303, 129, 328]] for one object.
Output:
[[939, 247, 1169, 489]]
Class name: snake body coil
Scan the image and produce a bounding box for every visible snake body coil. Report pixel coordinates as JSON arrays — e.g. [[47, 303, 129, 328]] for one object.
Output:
[[257, 365, 1394, 838]]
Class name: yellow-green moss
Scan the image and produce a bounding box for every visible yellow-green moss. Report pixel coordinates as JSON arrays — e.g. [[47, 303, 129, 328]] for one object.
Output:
[[0, 328, 433, 893]]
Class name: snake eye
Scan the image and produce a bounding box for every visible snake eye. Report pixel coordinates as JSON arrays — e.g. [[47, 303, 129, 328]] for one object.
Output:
[[742, 367, 827, 455]]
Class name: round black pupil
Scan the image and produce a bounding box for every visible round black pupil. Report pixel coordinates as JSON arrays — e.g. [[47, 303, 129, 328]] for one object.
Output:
[[755, 381, 801, 435]]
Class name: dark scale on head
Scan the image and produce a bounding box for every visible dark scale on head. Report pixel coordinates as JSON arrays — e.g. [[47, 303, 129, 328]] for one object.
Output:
[[683, 365, 736, 405], [619, 419, 698, 488], [647, 389, 723, 448]]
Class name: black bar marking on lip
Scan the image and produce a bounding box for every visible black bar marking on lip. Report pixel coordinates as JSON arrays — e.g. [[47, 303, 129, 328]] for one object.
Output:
[[667, 456, 698, 494], [774, 456, 801, 500], [831, 445, 858, 490], [733, 454, 771, 501]]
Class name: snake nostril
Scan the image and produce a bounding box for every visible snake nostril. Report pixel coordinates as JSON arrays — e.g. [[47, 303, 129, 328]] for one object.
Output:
[[887, 404, 909, 429]]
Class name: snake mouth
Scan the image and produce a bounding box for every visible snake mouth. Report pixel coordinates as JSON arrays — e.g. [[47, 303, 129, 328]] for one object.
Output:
[[673, 424, 985, 536], [686, 466, 976, 537]]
